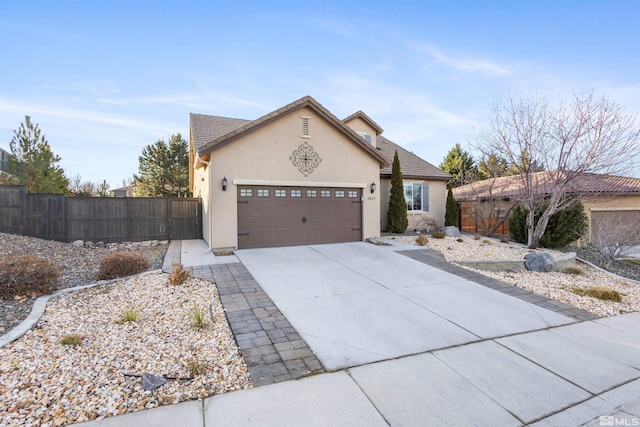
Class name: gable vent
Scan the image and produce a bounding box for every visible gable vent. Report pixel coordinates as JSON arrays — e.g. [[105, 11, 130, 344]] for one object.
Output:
[[301, 116, 310, 137]]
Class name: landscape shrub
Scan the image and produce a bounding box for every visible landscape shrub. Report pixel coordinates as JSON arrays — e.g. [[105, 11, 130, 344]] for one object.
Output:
[[0, 254, 60, 298], [444, 187, 460, 227], [60, 334, 83, 346], [430, 231, 446, 239], [508, 201, 587, 248], [170, 262, 190, 285], [562, 265, 585, 275], [98, 251, 149, 280], [415, 235, 429, 246]]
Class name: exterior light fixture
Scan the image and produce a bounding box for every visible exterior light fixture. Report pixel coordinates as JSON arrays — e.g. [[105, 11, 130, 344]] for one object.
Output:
[[222, 177, 228, 191], [370, 182, 376, 194]]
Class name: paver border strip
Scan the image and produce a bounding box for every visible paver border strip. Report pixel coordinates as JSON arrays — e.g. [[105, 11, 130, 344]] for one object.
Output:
[[187, 263, 325, 386], [397, 248, 598, 322]]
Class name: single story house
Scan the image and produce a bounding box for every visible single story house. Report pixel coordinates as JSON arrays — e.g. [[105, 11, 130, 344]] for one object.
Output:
[[189, 95, 450, 250], [453, 171, 640, 243]]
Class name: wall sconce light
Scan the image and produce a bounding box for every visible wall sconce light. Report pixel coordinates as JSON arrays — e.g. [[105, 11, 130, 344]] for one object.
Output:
[[370, 182, 376, 194], [222, 176, 228, 192]]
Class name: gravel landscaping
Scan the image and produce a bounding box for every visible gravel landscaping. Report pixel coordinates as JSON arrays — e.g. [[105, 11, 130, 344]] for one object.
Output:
[[0, 233, 168, 334], [0, 272, 251, 426], [391, 234, 640, 318]]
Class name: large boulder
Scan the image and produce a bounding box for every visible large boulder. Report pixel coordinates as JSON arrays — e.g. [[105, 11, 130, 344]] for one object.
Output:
[[443, 226, 461, 237], [524, 252, 556, 272]]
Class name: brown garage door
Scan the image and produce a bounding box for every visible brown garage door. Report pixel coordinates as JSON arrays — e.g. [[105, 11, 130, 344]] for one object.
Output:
[[591, 210, 640, 243], [237, 186, 362, 249]]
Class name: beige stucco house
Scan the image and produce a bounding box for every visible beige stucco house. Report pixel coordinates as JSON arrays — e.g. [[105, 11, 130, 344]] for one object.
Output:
[[189, 96, 450, 249]]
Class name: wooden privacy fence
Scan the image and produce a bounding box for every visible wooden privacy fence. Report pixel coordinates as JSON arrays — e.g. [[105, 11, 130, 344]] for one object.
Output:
[[0, 185, 202, 243]]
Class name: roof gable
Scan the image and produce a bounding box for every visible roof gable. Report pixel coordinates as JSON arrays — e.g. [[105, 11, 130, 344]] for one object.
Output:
[[378, 136, 451, 181], [191, 96, 389, 167], [343, 111, 383, 134]]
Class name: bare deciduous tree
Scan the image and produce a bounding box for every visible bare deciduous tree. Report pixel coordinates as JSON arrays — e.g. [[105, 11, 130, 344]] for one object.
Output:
[[590, 212, 640, 265], [475, 92, 640, 248]]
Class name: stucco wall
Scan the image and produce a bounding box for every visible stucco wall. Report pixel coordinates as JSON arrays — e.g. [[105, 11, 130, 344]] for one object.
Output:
[[344, 117, 378, 148], [379, 178, 448, 231], [197, 106, 382, 249]]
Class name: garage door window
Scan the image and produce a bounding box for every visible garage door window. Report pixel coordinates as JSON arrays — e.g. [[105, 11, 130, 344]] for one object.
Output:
[[321, 190, 331, 197], [275, 189, 286, 197], [348, 190, 358, 198], [258, 189, 269, 197], [307, 190, 317, 197], [291, 190, 301, 197], [240, 188, 252, 197], [335, 190, 345, 197]]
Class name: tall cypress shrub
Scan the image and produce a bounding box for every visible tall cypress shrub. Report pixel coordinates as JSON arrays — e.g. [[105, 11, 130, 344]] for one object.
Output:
[[386, 150, 408, 233], [445, 187, 459, 227]]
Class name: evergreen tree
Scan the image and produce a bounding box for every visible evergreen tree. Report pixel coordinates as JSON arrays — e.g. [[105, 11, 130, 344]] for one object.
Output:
[[9, 116, 69, 194], [386, 150, 408, 233], [97, 180, 111, 197], [444, 187, 459, 227], [133, 133, 191, 197], [439, 143, 478, 187]]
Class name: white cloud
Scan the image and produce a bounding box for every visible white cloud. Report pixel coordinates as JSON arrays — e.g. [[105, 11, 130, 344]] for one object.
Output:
[[414, 43, 512, 77]]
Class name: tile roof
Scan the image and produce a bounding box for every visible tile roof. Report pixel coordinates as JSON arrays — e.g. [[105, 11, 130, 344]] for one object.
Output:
[[453, 171, 640, 201], [190, 96, 389, 167], [378, 136, 452, 181]]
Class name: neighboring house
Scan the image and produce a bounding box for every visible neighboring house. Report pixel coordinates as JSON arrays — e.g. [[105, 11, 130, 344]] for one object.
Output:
[[112, 186, 133, 197], [0, 148, 10, 174], [453, 171, 640, 243], [189, 95, 450, 250]]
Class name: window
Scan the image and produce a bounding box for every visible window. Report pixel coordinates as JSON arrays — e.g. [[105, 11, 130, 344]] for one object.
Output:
[[240, 188, 252, 197], [321, 190, 331, 197], [357, 132, 372, 143], [291, 189, 301, 197], [257, 189, 269, 197], [348, 191, 358, 198], [306, 190, 317, 197], [275, 189, 286, 197], [403, 183, 429, 211], [335, 190, 345, 198]]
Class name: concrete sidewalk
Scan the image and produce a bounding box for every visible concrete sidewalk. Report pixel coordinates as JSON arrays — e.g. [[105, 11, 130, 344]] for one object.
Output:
[[75, 241, 640, 426]]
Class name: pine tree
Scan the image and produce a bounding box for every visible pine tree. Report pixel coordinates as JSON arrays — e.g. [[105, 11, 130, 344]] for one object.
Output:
[[439, 143, 478, 187], [386, 150, 408, 233], [444, 187, 459, 227], [9, 116, 69, 194], [133, 133, 191, 197]]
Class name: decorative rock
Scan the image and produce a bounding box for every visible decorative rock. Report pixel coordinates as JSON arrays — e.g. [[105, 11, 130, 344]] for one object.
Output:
[[85, 241, 95, 248], [524, 252, 556, 272], [72, 240, 85, 247], [443, 226, 461, 237], [141, 372, 167, 391]]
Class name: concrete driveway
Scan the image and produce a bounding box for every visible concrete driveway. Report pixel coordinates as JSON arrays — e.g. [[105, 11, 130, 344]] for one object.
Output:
[[235, 242, 574, 370]]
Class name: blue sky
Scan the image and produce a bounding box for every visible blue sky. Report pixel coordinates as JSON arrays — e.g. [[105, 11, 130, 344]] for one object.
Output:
[[1, 0, 639, 188]]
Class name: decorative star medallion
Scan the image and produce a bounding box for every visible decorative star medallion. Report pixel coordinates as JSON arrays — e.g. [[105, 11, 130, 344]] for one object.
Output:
[[290, 142, 321, 176]]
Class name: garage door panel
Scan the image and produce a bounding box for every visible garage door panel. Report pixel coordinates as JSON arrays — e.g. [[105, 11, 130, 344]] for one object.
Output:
[[237, 186, 362, 249]]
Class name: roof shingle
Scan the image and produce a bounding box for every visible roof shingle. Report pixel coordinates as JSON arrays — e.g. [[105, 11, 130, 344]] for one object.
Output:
[[378, 136, 452, 181]]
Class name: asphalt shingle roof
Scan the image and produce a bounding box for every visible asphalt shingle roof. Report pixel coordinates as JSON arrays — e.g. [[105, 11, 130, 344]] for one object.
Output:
[[378, 136, 452, 181], [190, 114, 250, 151]]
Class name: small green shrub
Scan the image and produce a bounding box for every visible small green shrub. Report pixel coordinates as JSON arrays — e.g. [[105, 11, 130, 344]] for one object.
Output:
[[116, 307, 138, 323], [508, 201, 587, 248], [456, 238, 464, 243], [572, 286, 622, 302], [186, 358, 209, 377], [0, 255, 60, 299], [562, 265, 585, 276], [60, 334, 82, 346], [170, 263, 190, 286], [430, 231, 446, 239], [415, 235, 429, 246], [191, 304, 208, 329], [98, 251, 149, 280]]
